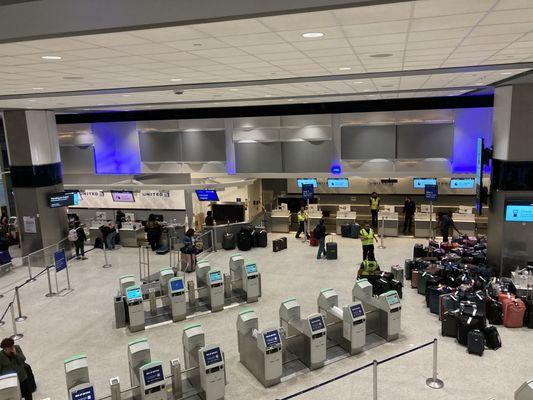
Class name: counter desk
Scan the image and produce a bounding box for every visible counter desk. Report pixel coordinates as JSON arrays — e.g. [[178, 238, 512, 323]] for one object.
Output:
[[119, 225, 145, 247], [379, 212, 399, 237], [414, 213, 437, 238], [270, 212, 291, 233], [452, 214, 476, 237]]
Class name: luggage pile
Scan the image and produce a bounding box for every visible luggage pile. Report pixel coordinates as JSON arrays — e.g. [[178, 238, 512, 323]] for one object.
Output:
[[340, 223, 360, 239], [232, 225, 268, 252], [366, 271, 403, 298]]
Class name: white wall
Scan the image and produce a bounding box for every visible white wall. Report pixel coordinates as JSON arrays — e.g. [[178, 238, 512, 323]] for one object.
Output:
[[69, 189, 186, 210]]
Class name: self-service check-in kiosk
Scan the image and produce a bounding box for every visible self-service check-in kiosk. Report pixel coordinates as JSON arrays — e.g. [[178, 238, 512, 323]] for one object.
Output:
[[160, 268, 175, 304], [236, 309, 282, 387], [69, 383, 96, 400], [126, 285, 145, 332], [119, 275, 136, 295], [64, 354, 96, 400], [279, 298, 326, 370], [139, 361, 166, 400], [229, 254, 261, 302], [196, 261, 225, 312], [182, 324, 226, 400], [515, 379, 533, 400], [168, 274, 186, 322], [352, 279, 401, 341], [0, 373, 20, 400], [317, 289, 366, 355], [128, 338, 151, 399]]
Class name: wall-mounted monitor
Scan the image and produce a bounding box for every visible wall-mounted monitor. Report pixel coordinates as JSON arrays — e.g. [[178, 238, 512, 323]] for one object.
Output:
[[212, 203, 245, 223], [328, 178, 349, 188], [413, 178, 437, 188], [297, 178, 318, 188], [505, 202, 533, 222], [196, 189, 219, 202], [111, 191, 135, 203], [49, 192, 79, 208], [450, 178, 475, 189]]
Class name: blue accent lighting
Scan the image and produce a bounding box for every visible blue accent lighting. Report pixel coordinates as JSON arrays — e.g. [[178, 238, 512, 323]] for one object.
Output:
[[331, 165, 342, 175], [92, 122, 141, 175]]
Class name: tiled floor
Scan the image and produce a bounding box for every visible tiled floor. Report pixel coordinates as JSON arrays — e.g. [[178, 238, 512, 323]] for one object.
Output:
[[0, 234, 530, 400]]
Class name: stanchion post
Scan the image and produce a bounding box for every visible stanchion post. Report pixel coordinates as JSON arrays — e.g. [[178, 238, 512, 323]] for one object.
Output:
[[138, 246, 142, 282], [372, 359, 378, 400], [426, 338, 444, 389], [109, 377, 121, 400], [10, 304, 23, 340], [27, 257, 34, 282], [14, 287, 27, 322], [170, 358, 182, 399], [146, 246, 151, 282], [378, 217, 386, 249], [102, 244, 112, 268], [211, 228, 217, 252], [45, 266, 55, 297]]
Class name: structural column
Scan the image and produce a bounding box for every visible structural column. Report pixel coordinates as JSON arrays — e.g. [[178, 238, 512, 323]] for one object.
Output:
[[487, 84, 533, 275], [2, 110, 68, 256]]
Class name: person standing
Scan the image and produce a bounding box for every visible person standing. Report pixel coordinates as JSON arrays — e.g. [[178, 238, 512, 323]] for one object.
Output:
[[438, 213, 460, 243], [359, 221, 378, 261], [74, 221, 87, 260], [145, 214, 162, 251], [402, 196, 416, 234], [295, 206, 309, 239], [369, 192, 380, 230], [115, 210, 125, 230], [314, 219, 327, 260], [0, 338, 33, 400], [204, 210, 214, 227]]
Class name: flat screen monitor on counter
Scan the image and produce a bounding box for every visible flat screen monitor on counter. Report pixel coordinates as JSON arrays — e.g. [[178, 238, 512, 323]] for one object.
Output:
[[328, 178, 349, 188], [49, 191, 79, 208], [212, 203, 245, 223], [297, 178, 318, 188], [450, 178, 475, 189], [413, 178, 437, 188], [505, 202, 533, 222], [111, 191, 135, 202], [196, 189, 219, 202]]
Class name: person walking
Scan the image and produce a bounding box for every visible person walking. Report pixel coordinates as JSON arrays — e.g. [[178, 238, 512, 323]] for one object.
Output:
[[145, 214, 162, 251], [0, 338, 34, 399], [402, 196, 416, 234], [359, 221, 378, 261], [295, 206, 309, 239], [314, 219, 328, 260], [74, 221, 87, 260], [369, 192, 380, 230]]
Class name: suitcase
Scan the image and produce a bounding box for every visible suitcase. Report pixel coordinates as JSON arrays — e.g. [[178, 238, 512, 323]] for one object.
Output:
[[457, 315, 483, 345], [417, 272, 433, 296], [309, 231, 318, 247], [254, 229, 268, 248], [405, 260, 415, 280], [371, 278, 391, 296], [499, 292, 515, 302], [484, 326, 502, 350], [222, 232, 236, 250], [273, 237, 287, 252], [413, 244, 424, 258], [341, 224, 351, 238], [442, 310, 460, 337], [486, 299, 503, 325], [237, 229, 253, 251], [502, 298, 526, 328], [391, 265, 404, 284], [181, 253, 197, 272], [390, 279, 403, 299], [523, 297, 533, 329], [428, 287, 450, 315], [326, 241, 337, 260], [440, 242, 452, 252], [350, 224, 360, 239], [467, 330, 485, 356], [411, 270, 419, 289], [439, 293, 459, 321]]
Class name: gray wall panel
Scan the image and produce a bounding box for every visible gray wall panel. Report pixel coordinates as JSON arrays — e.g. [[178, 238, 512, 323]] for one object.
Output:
[[341, 125, 396, 159], [181, 131, 226, 162], [235, 142, 283, 173], [282, 141, 333, 172], [139, 131, 180, 162], [396, 124, 454, 159], [60, 146, 95, 174]]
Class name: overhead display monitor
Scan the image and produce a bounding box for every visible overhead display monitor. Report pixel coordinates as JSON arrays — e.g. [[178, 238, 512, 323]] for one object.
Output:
[[297, 178, 318, 188], [413, 178, 437, 188], [263, 330, 281, 347], [71, 385, 95, 400], [196, 189, 219, 202], [309, 315, 325, 332], [126, 287, 142, 301], [111, 191, 135, 203], [450, 178, 475, 189], [505, 202, 533, 222], [203, 347, 222, 366], [209, 271, 222, 282], [328, 178, 349, 188], [143, 365, 164, 385], [170, 279, 184, 292], [350, 304, 364, 319], [49, 192, 79, 208], [246, 264, 257, 274], [212, 203, 245, 223]]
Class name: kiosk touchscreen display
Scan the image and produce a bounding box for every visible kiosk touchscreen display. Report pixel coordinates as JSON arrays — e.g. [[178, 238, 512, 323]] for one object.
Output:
[[203, 348, 222, 366], [309, 316, 325, 332], [350, 304, 364, 319], [386, 294, 400, 306], [263, 330, 280, 347], [246, 264, 257, 274], [170, 279, 184, 291], [143, 365, 164, 385], [297, 178, 318, 188], [126, 287, 142, 301], [71, 386, 95, 400], [209, 271, 222, 282], [505, 202, 533, 222]]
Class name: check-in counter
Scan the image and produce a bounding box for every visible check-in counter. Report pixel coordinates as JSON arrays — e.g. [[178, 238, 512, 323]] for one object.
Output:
[[335, 211, 357, 235], [88, 223, 103, 245], [452, 213, 476, 237], [414, 212, 436, 238], [270, 210, 291, 233], [379, 212, 399, 237], [119, 223, 146, 247], [308, 212, 323, 233]]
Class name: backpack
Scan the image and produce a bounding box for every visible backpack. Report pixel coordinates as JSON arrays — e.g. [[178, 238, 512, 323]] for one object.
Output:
[[68, 228, 78, 242]]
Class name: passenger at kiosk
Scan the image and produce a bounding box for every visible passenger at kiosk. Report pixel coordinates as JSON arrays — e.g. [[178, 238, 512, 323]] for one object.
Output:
[[73, 221, 87, 260], [145, 214, 162, 251], [359, 221, 378, 261], [314, 219, 328, 260], [295, 206, 309, 239], [438, 213, 461, 243], [357, 256, 380, 278], [204, 211, 214, 227], [0, 338, 33, 400], [402, 196, 416, 234], [181, 228, 197, 254], [369, 192, 380, 230], [115, 210, 125, 230]]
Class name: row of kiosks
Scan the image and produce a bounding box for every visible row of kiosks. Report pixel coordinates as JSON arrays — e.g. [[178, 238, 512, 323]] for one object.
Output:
[[0, 373, 20, 400], [127, 338, 166, 400], [64, 354, 96, 400]]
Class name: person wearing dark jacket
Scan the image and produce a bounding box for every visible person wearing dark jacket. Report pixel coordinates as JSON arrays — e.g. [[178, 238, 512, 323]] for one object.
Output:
[[74, 221, 87, 260], [181, 228, 196, 254], [145, 214, 162, 251], [204, 211, 214, 227], [438, 213, 460, 243], [0, 338, 33, 399], [402, 196, 416, 234], [314, 219, 328, 260], [115, 210, 125, 230]]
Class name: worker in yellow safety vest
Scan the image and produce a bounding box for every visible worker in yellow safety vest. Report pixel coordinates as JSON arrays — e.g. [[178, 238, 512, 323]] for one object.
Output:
[[359, 221, 378, 261], [357, 257, 381, 278], [369, 192, 380, 230], [295, 206, 309, 239]]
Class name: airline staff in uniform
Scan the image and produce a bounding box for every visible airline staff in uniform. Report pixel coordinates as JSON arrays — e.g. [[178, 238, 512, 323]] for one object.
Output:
[[369, 192, 380, 230], [295, 206, 309, 239], [359, 221, 378, 261]]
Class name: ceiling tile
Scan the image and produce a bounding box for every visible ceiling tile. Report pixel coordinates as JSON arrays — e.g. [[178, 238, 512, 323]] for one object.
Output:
[[342, 20, 410, 37], [413, 0, 496, 18], [407, 39, 462, 50], [130, 26, 208, 42], [411, 13, 485, 31], [348, 33, 407, 47], [353, 42, 406, 54], [259, 11, 337, 31], [76, 33, 151, 46], [165, 38, 231, 51], [494, 0, 533, 10], [292, 38, 350, 51], [63, 47, 129, 59], [332, 2, 412, 24], [195, 19, 269, 36], [217, 33, 284, 47], [112, 43, 178, 55], [240, 43, 298, 55], [408, 27, 471, 42], [480, 8, 533, 24], [275, 27, 345, 42]]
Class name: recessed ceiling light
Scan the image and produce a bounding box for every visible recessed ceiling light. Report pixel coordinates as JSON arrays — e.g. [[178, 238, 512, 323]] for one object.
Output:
[[475, 82, 484, 86], [264, 94, 272, 98], [381, 84, 394, 88], [287, 99, 294, 102], [500, 72, 512, 75], [353, 81, 363, 84], [170, 78, 182, 82], [31, 87, 44, 90], [41, 55, 62, 60], [369, 53, 393, 58], [193, 43, 202, 47], [28, 99, 36, 102], [339, 67, 351, 71], [302, 32, 324, 38], [363, 89, 371, 92], [230, 88, 239, 91], [97, 103, 104, 106], [122, 94, 131, 97]]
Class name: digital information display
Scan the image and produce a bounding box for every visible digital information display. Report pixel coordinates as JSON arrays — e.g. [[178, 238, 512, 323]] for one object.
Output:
[[263, 330, 281, 347], [309, 315, 325, 332], [203, 348, 222, 366], [328, 178, 349, 188], [71, 386, 95, 400], [413, 178, 437, 188], [170, 279, 184, 291], [143, 365, 164, 385], [196, 190, 219, 202], [424, 184, 438, 201], [49, 192, 79, 208], [209, 271, 222, 281], [450, 178, 475, 189], [350, 304, 364, 319], [505, 203, 533, 222], [246, 264, 257, 274], [111, 191, 135, 203], [302, 184, 314, 200], [386, 294, 400, 306], [297, 178, 318, 188], [126, 287, 142, 301]]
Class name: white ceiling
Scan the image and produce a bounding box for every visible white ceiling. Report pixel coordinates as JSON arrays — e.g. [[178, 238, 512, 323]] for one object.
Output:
[[1, 0, 533, 110]]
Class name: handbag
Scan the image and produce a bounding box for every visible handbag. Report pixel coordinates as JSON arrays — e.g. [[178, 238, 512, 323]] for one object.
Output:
[[24, 363, 37, 392]]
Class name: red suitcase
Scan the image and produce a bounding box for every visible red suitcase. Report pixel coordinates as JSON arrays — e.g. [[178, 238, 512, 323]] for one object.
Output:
[[309, 231, 318, 247], [503, 298, 526, 328], [411, 270, 419, 289], [499, 292, 515, 303], [440, 242, 452, 252]]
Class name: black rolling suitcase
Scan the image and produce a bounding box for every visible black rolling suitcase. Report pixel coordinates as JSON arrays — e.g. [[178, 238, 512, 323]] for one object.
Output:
[[326, 240, 337, 260], [341, 224, 351, 238], [413, 244, 424, 258], [254, 228, 268, 248], [486, 299, 503, 325], [467, 330, 485, 356], [273, 237, 287, 252], [350, 223, 360, 239], [237, 228, 253, 251], [484, 326, 502, 350], [441, 310, 460, 337], [222, 232, 236, 250], [390, 279, 403, 299], [457, 315, 483, 345], [404, 259, 415, 280], [370, 278, 391, 296]]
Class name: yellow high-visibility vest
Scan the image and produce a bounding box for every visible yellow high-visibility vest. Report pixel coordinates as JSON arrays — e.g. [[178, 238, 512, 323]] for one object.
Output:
[[360, 260, 380, 277], [370, 197, 380, 210], [297, 212, 307, 222], [360, 228, 374, 246]]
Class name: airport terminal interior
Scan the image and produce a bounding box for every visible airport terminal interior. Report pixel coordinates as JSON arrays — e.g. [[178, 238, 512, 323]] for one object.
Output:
[[0, 1, 532, 399]]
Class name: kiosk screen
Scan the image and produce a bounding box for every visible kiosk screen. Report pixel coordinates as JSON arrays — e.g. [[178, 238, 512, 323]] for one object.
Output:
[[309, 316, 325, 332], [203, 348, 222, 366]]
